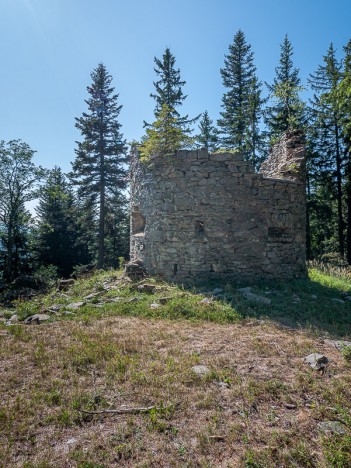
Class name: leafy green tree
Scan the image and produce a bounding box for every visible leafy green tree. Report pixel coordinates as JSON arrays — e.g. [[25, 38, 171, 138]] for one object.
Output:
[[308, 43, 345, 257], [71, 63, 128, 268], [140, 104, 193, 160], [218, 30, 264, 165], [195, 111, 219, 151], [34, 167, 80, 276], [265, 35, 305, 141], [0, 140, 43, 281]]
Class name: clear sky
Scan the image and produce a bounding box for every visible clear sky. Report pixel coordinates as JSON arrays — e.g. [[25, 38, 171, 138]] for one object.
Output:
[[1, 0, 351, 173]]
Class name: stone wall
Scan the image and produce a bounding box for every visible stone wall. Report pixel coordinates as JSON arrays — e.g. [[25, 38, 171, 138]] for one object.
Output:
[[130, 131, 307, 284]]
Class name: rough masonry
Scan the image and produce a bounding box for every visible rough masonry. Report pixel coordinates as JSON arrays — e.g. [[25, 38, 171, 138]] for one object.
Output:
[[130, 130, 307, 284]]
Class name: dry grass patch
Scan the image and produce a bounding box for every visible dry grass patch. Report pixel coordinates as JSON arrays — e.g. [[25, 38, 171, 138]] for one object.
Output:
[[0, 315, 350, 467]]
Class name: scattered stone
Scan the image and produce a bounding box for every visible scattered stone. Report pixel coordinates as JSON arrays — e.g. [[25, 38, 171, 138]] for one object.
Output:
[[192, 365, 211, 377], [62, 311, 76, 316], [58, 279, 75, 291], [154, 286, 169, 293], [24, 314, 50, 325], [199, 297, 212, 305], [317, 421, 346, 435], [212, 288, 223, 296], [9, 314, 18, 323], [304, 353, 328, 371], [333, 340, 351, 352], [311, 294, 318, 300], [66, 438, 78, 445], [283, 403, 297, 410], [216, 381, 230, 389], [292, 294, 301, 303], [66, 302, 86, 310], [150, 303, 160, 309], [84, 292, 102, 300], [44, 304, 63, 313], [108, 297, 122, 303], [332, 298, 345, 304], [137, 283, 156, 294], [159, 297, 172, 305], [209, 435, 225, 441], [344, 296, 351, 302], [127, 297, 140, 303], [238, 287, 271, 305]]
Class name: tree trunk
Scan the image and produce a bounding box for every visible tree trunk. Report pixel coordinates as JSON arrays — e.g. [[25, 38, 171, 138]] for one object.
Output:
[[306, 170, 312, 260], [98, 159, 105, 269], [335, 122, 345, 257], [346, 149, 351, 264]]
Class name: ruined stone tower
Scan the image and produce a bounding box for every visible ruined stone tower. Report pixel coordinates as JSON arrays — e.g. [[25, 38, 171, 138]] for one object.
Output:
[[130, 130, 306, 283]]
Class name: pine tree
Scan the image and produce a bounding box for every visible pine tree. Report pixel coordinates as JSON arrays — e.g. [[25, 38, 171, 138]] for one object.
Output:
[[151, 48, 186, 114], [336, 39, 351, 263], [195, 111, 219, 151], [146, 47, 198, 131], [265, 35, 305, 141], [308, 44, 345, 257], [71, 63, 128, 268], [34, 167, 80, 276], [247, 76, 266, 167], [218, 30, 264, 165], [0, 140, 43, 281]]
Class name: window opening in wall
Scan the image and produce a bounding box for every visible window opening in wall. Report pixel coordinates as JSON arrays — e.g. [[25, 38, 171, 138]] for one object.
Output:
[[195, 220, 205, 237], [173, 264, 178, 276], [132, 207, 146, 235]]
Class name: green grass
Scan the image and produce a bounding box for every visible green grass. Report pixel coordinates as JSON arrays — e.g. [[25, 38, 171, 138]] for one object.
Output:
[[2, 265, 350, 339]]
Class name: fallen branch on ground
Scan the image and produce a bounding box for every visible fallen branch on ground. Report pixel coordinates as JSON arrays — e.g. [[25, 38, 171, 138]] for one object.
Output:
[[78, 401, 180, 415]]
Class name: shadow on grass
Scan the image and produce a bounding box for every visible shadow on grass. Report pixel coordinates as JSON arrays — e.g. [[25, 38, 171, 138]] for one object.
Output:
[[221, 270, 351, 340]]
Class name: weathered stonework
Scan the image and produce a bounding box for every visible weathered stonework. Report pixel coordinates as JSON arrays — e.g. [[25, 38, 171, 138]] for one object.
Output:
[[130, 130, 307, 284]]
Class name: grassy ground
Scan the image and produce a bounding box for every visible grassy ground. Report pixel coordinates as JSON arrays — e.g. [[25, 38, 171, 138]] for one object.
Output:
[[0, 267, 350, 467]]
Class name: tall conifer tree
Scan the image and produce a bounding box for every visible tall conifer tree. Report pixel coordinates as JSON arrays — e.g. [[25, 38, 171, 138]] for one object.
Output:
[[265, 35, 305, 141], [308, 44, 345, 257], [195, 111, 219, 151], [337, 39, 351, 262], [218, 30, 264, 165], [72, 63, 127, 268], [34, 167, 80, 276]]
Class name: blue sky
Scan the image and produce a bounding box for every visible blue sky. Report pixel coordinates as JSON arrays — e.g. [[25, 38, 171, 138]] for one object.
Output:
[[1, 0, 351, 173]]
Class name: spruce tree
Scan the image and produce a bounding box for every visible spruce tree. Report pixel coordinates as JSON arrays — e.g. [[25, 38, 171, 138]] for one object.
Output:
[[218, 30, 264, 165], [151, 48, 187, 115], [265, 35, 305, 141], [308, 44, 345, 257], [336, 39, 351, 262], [195, 111, 219, 151], [34, 167, 80, 276], [72, 63, 127, 268], [146, 48, 198, 132]]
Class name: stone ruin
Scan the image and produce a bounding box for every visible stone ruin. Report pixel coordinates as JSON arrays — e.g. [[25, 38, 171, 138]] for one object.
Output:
[[129, 130, 307, 284]]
